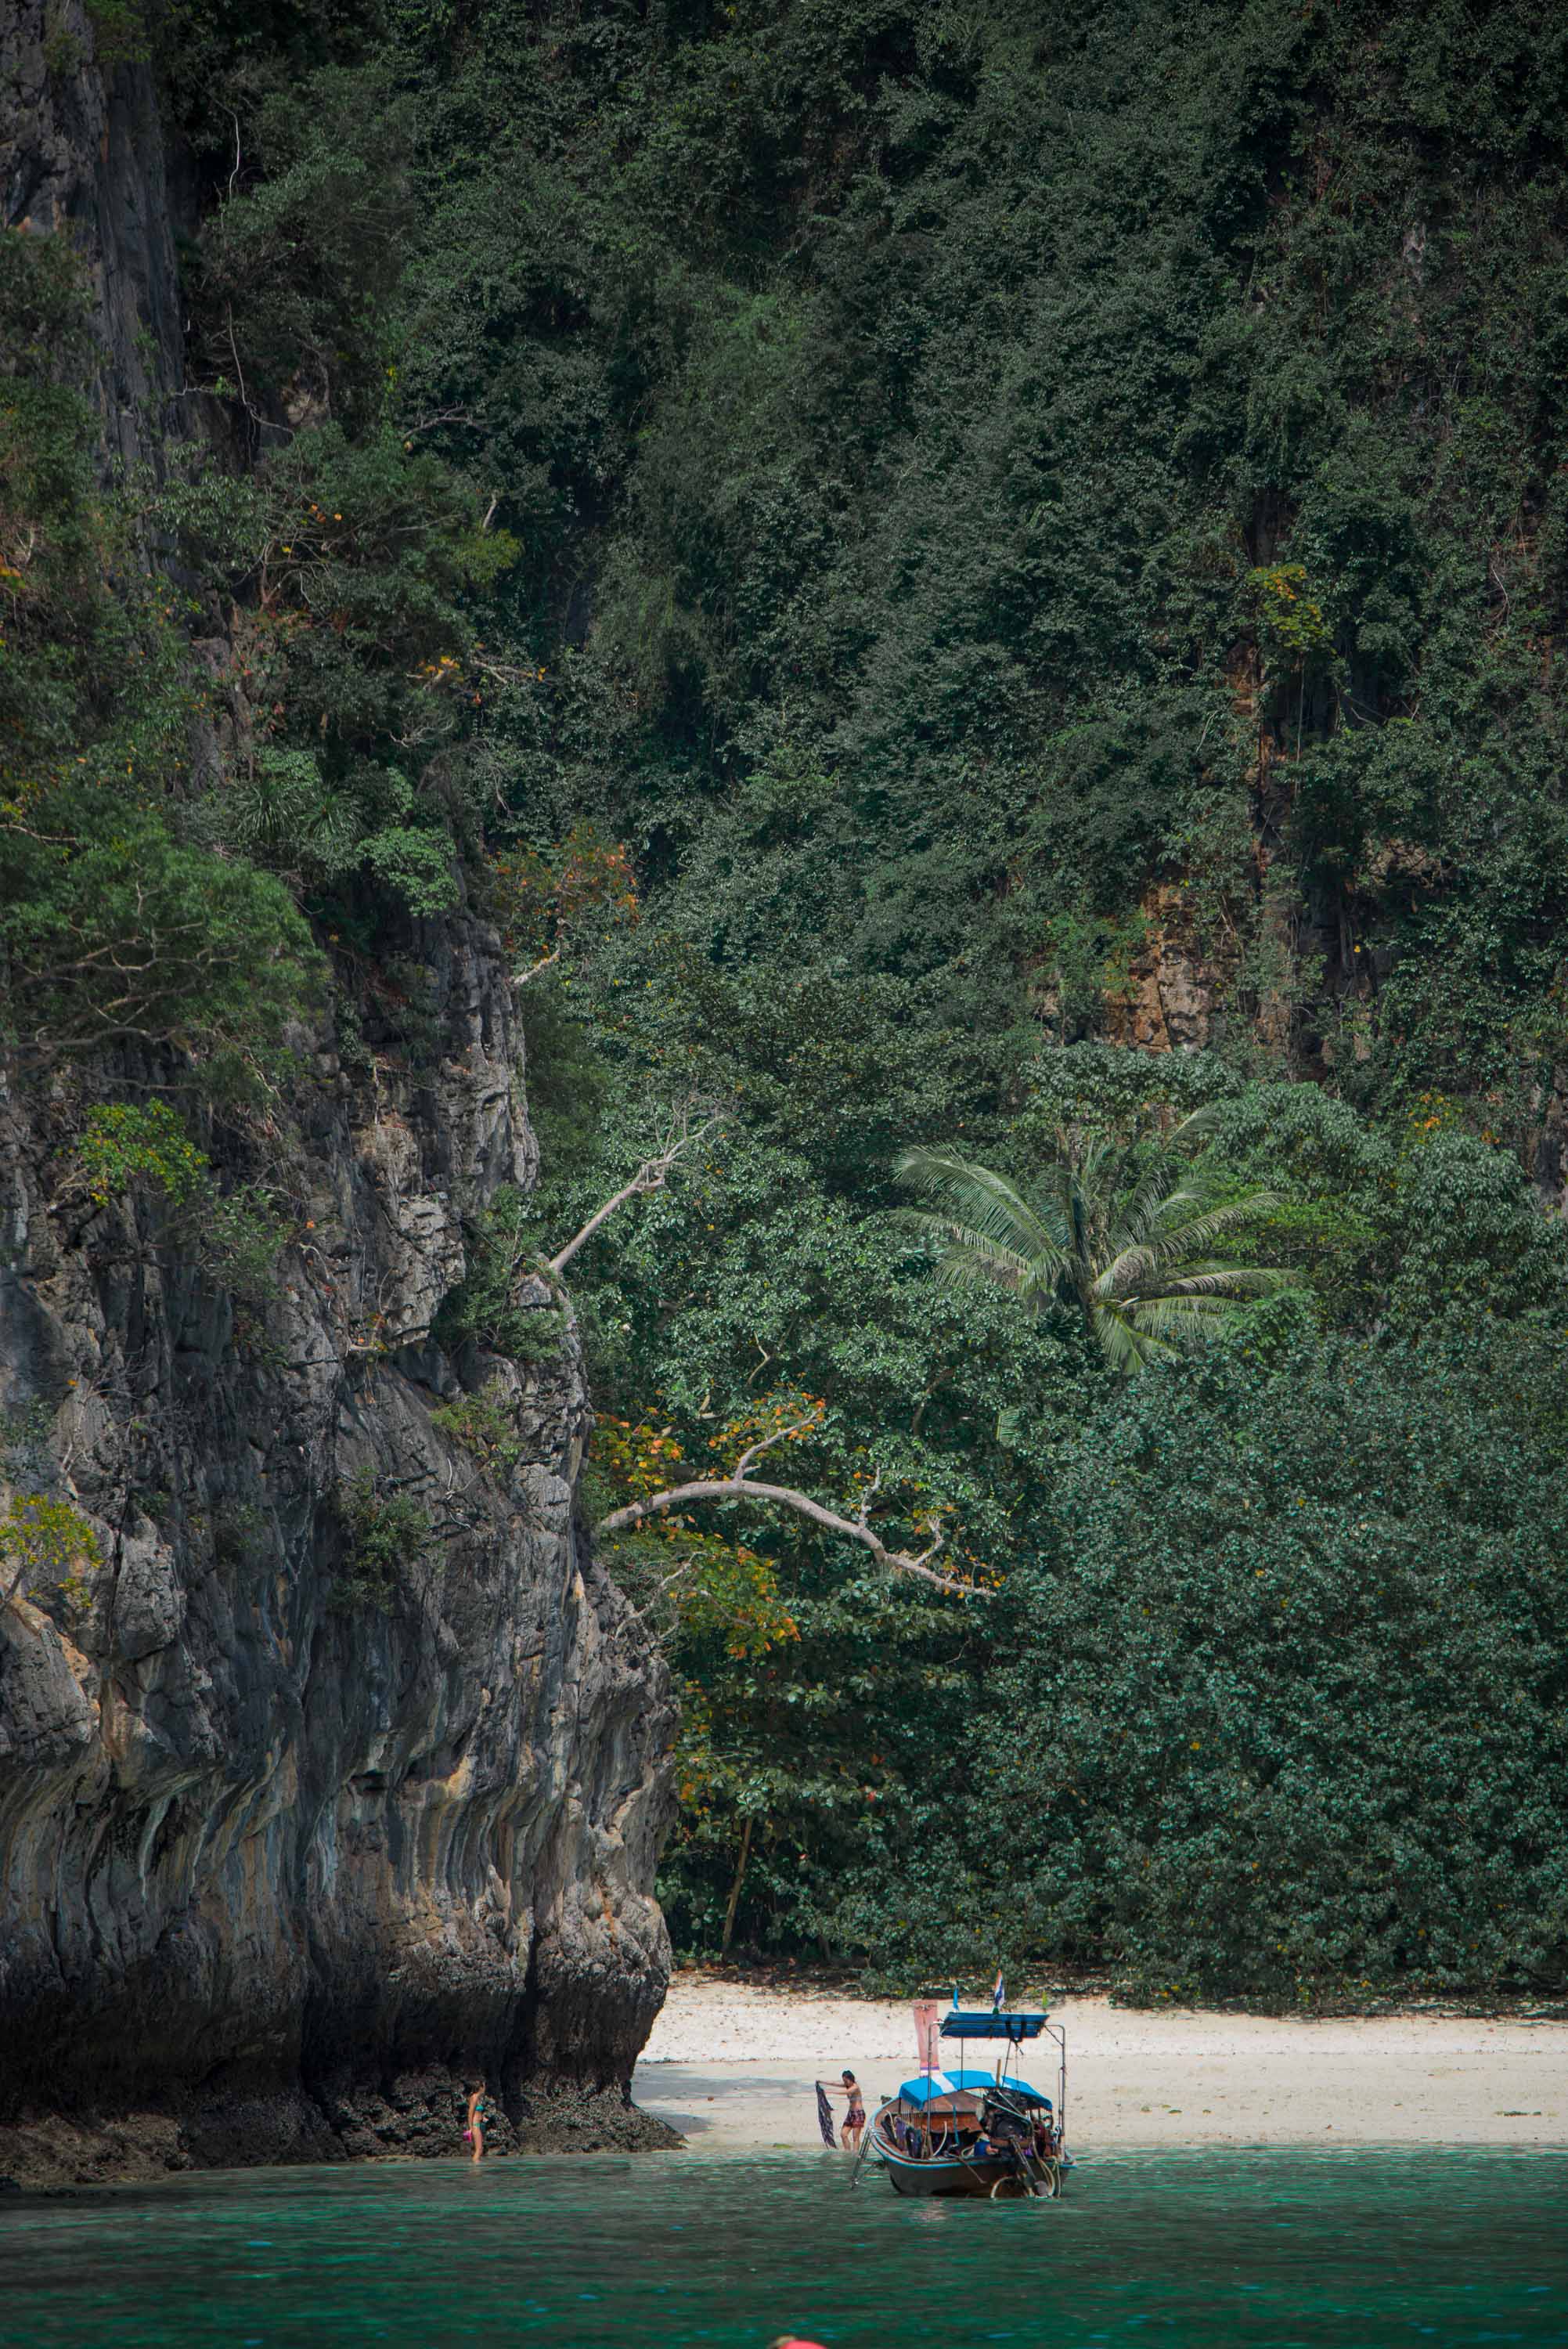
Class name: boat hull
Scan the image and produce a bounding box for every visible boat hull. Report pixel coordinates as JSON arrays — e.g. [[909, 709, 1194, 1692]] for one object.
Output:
[[863, 2086, 1065, 2200], [882, 2152, 1038, 2198]]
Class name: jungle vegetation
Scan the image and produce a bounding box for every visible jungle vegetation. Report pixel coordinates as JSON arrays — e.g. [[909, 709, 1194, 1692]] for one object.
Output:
[[3, 0, 1568, 1999], [897, 1113, 1289, 1371]]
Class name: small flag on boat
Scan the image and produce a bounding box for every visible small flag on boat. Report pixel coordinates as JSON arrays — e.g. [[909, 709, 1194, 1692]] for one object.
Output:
[[914, 1999, 939, 2073], [991, 1968, 1005, 2012], [815, 2082, 836, 2148]]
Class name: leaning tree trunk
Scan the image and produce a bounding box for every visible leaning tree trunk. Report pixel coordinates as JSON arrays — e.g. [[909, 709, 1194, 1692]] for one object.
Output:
[[720, 1815, 755, 1954]]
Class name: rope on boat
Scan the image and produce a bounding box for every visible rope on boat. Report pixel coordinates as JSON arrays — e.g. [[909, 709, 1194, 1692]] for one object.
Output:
[[849, 2105, 885, 2188]]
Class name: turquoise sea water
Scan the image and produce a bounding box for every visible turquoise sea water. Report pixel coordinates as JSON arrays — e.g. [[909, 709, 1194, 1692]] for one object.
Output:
[[2, 2148, 1565, 2349]]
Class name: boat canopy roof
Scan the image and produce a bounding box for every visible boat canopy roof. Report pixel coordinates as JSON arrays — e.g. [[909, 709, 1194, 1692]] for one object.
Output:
[[897, 2069, 1052, 2110], [939, 2008, 1048, 2042]]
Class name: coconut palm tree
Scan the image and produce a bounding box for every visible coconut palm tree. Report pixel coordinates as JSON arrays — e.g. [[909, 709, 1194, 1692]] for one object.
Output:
[[896, 1110, 1288, 1373]]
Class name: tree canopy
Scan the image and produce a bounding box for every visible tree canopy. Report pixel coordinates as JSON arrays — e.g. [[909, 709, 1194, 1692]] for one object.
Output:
[[5, 0, 1568, 1997], [899, 1115, 1287, 1372]]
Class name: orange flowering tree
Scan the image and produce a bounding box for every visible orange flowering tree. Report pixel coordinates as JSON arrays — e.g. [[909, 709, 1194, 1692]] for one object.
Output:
[[491, 821, 640, 987], [589, 1387, 978, 1951], [593, 1388, 970, 1592], [590, 1404, 800, 1662]]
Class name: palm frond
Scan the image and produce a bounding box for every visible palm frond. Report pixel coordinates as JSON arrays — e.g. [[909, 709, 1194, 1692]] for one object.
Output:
[[1167, 1102, 1228, 1152], [1103, 1189, 1281, 1282], [1126, 1291, 1257, 1340], [906, 1215, 1042, 1297], [1024, 1156, 1080, 1242], [1098, 1255, 1288, 1303], [1137, 1291, 1253, 1322], [1093, 1240, 1162, 1297], [1146, 1190, 1281, 1247], [897, 1148, 1070, 1279], [1094, 1299, 1176, 1374], [1148, 1264, 1292, 1298], [1106, 1146, 1189, 1250]]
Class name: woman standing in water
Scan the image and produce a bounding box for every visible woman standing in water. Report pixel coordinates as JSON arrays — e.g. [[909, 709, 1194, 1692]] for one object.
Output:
[[466, 2079, 489, 2163], [815, 2071, 865, 2151]]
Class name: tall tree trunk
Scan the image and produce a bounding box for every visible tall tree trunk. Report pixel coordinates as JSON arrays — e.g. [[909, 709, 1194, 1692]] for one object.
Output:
[[720, 1814, 754, 1954]]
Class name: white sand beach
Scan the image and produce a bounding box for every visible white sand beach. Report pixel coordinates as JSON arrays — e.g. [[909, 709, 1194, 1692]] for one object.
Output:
[[633, 1973, 1568, 2150]]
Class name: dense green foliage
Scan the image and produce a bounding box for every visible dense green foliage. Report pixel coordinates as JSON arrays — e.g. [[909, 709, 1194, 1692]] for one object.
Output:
[[6, 0, 1568, 1995], [0, 236, 319, 1088], [333, 1466, 433, 1613], [856, 1307, 1568, 2001], [899, 1114, 1287, 1371]]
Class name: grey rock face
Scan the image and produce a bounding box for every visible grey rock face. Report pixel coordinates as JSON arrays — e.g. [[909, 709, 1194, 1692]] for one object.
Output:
[[0, 920, 676, 2183], [0, 0, 675, 2189], [1, 1, 186, 471]]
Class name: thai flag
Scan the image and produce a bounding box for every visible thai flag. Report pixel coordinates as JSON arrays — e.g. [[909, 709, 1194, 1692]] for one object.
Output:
[[991, 1969, 1005, 2012]]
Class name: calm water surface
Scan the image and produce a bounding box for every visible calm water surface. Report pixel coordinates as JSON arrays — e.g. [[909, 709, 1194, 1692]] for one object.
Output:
[[2, 2147, 1565, 2349]]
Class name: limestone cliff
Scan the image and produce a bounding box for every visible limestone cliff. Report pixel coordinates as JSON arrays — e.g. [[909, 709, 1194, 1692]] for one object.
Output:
[[0, 3, 675, 2188], [0, 913, 676, 2185]]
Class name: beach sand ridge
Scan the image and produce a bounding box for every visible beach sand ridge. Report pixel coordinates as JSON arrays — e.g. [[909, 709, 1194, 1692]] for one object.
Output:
[[633, 1973, 1568, 2150]]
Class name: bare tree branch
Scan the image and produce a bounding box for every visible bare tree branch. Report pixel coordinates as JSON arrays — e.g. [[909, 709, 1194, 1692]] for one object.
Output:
[[730, 1415, 816, 1479], [225, 304, 262, 429], [546, 1107, 721, 1277], [510, 945, 561, 990], [407, 406, 478, 435], [596, 1462, 980, 1598]]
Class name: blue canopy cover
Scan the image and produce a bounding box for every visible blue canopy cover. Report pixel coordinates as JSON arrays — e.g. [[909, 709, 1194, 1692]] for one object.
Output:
[[939, 2008, 1048, 2041], [897, 2069, 1052, 2110]]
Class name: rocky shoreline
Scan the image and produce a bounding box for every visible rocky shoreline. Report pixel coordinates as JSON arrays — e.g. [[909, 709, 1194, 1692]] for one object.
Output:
[[0, 2077, 679, 2196]]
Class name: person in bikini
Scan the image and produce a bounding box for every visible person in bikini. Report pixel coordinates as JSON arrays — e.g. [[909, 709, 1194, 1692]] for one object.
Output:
[[813, 2068, 866, 2149], [466, 2077, 490, 2163]]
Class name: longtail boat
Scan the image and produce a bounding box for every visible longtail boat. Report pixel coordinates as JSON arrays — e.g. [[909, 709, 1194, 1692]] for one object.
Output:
[[857, 1991, 1069, 2199]]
